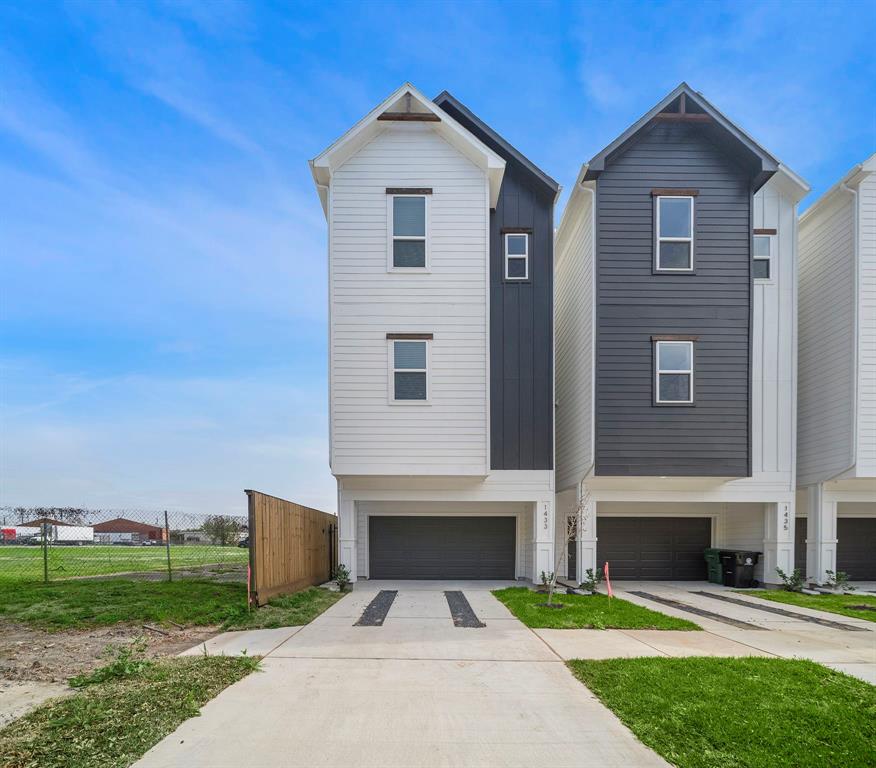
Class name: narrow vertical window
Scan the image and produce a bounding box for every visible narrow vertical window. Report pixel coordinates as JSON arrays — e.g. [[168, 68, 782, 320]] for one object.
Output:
[[504, 233, 529, 280], [392, 340, 428, 401], [391, 195, 427, 268], [655, 340, 694, 404], [753, 235, 772, 279], [656, 196, 694, 271]]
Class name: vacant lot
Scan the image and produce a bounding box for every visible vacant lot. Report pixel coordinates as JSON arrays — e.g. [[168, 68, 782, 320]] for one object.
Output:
[[738, 589, 876, 623], [0, 544, 248, 583], [0, 655, 259, 768], [492, 587, 700, 630], [570, 657, 876, 768]]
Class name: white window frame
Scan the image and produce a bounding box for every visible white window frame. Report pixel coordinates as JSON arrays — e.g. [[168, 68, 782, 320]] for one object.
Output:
[[387, 338, 431, 405], [655, 340, 694, 404], [387, 194, 430, 272], [504, 233, 529, 281], [753, 234, 774, 282], [655, 196, 695, 272]]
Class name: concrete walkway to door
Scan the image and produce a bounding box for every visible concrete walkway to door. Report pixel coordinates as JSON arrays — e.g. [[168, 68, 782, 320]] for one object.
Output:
[[135, 581, 669, 768]]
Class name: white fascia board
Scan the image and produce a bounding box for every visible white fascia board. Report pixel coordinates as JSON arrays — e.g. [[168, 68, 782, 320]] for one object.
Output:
[[800, 153, 875, 225], [308, 82, 506, 215], [773, 164, 810, 203]]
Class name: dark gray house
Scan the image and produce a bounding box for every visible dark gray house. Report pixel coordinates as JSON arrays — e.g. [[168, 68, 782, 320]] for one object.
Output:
[[555, 83, 808, 586]]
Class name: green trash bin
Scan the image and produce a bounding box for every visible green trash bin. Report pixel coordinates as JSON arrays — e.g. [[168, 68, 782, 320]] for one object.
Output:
[[704, 548, 723, 585]]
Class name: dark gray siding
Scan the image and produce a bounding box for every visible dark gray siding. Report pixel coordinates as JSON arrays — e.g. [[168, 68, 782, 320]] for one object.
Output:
[[438, 99, 554, 471], [595, 121, 752, 477], [489, 166, 554, 470]]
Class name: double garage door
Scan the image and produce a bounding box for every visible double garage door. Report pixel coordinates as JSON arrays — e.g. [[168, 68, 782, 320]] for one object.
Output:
[[369, 516, 516, 580], [795, 518, 876, 581], [597, 517, 711, 580]]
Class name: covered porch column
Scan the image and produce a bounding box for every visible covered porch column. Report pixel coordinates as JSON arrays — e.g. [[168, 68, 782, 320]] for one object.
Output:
[[336, 487, 358, 582], [805, 484, 837, 585], [533, 499, 555, 583], [575, 489, 597, 584], [762, 500, 795, 586]]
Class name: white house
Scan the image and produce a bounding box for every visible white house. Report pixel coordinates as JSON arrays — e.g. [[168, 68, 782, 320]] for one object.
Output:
[[796, 153, 876, 583], [310, 84, 560, 582], [554, 84, 809, 586]]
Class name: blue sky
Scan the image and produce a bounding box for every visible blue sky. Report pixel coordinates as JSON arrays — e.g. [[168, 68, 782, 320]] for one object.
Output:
[[1, 0, 874, 515]]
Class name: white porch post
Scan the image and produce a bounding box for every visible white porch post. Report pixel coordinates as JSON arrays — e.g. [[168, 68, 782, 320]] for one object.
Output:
[[337, 490, 358, 582], [576, 492, 597, 584], [533, 499, 555, 583], [762, 500, 794, 585], [806, 484, 837, 585]]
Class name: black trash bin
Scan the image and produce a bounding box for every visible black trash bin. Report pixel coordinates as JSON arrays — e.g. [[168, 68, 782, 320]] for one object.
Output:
[[732, 551, 761, 588], [719, 551, 736, 586]]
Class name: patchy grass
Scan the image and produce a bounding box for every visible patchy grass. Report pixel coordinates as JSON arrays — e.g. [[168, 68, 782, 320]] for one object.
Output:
[[492, 587, 699, 630], [738, 589, 876, 623], [569, 657, 876, 768], [0, 579, 247, 632], [0, 545, 247, 584], [224, 587, 345, 630], [0, 655, 259, 768]]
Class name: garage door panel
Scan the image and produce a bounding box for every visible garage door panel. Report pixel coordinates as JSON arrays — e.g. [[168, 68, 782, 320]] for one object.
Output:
[[837, 518, 876, 581], [598, 517, 710, 580], [369, 516, 515, 580]]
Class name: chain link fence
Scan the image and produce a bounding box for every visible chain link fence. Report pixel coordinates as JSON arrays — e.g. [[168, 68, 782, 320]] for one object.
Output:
[[0, 507, 249, 584]]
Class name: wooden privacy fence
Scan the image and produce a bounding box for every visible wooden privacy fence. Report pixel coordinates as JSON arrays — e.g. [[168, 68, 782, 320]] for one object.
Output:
[[245, 490, 337, 606]]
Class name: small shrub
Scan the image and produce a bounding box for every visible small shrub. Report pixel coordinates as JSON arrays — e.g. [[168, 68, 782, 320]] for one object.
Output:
[[776, 567, 805, 592], [825, 570, 856, 592], [332, 564, 351, 591], [69, 638, 153, 688], [579, 567, 604, 594]]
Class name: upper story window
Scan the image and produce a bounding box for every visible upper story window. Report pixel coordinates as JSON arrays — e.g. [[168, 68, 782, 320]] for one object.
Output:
[[504, 233, 529, 280], [655, 340, 694, 404], [753, 234, 773, 279], [655, 195, 694, 271], [389, 193, 428, 269], [390, 338, 429, 402]]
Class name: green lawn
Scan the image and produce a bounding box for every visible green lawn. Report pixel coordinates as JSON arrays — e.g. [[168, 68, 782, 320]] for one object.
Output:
[[492, 587, 699, 630], [0, 544, 248, 583], [569, 657, 876, 768], [0, 579, 344, 632], [224, 587, 345, 630], [738, 589, 876, 623], [0, 655, 259, 768]]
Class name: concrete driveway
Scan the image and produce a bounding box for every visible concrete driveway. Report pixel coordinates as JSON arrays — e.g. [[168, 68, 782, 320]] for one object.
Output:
[[135, 581, 668, 768]]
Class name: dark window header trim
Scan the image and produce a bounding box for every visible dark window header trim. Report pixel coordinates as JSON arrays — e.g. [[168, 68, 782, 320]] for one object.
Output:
[[651, 334, 699, 342], [753, 228, 777, 235], [387, 333, 433, 340], [501, 227, 533, 234], [386, 188, 432, 195], [651, 188, 699, 197]]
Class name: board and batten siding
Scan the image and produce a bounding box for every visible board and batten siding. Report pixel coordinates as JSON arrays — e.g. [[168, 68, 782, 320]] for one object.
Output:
[[797, 192, 857, 486], [555, 187, 594, 491], [329, 124, 488, 475], [857, 172, 876, 475], [747, 181, 796, 488], [594, 121, 751, 477], [489, 166, 554, 471]]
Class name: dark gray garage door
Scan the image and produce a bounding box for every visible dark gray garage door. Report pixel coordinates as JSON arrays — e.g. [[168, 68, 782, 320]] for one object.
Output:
[[369, 516, 515, 579], [597, 517, 711, 580], [837, 518, 876, 581], [795, 520, 807, 577]]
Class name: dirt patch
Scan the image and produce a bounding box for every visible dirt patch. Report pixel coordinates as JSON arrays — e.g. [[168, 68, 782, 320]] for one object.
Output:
[[0, 621, 219, 683], [0, 680, 71, 728]]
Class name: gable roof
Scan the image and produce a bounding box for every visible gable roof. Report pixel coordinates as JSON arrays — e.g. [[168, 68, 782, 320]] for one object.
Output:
[[800, 152, 875, 224], [432, 91, 560, 200], [583, 82, 798, 193], [309, 83, 506, 216], [92, 517, 163, 534]]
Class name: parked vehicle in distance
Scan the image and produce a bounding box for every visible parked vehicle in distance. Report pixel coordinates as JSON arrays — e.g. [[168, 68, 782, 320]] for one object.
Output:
[[238, 536, 249, 548]]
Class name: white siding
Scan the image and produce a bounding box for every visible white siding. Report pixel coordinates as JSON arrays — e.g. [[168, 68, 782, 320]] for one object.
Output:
[[797, 193, 857, 485], [329, 123, 488, 475], [857, 173, 876, 475], [554, 188, 594, 491], [749, 182, 796, 487]]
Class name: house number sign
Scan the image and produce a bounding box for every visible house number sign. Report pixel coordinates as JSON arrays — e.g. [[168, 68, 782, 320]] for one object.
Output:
[[782, 504, 790, 532], [542, 502, 549, 531]]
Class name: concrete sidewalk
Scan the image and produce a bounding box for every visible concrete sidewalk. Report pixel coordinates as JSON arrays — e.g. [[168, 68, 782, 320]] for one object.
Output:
[[135, 583, 669, 768]]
